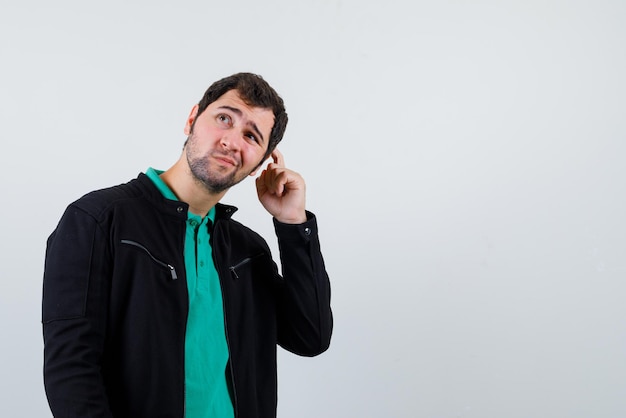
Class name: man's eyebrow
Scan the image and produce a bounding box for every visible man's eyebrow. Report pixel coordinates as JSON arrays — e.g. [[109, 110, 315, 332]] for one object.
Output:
[[218, 105, 265, 143]]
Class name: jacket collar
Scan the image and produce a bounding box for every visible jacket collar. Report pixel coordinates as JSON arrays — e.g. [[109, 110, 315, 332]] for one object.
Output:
[[135, 173, 238, 220]]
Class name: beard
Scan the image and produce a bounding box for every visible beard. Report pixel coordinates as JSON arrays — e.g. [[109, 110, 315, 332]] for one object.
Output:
[[185, 133, 252, 194]]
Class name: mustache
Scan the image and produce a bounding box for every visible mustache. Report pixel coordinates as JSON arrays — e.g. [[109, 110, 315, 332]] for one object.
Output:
[[210, 151, 240, 167]]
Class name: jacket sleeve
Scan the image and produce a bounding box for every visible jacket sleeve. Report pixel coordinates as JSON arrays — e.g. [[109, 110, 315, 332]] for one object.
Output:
[[42, 204, 113, 417], [273, 211, 333, 356]]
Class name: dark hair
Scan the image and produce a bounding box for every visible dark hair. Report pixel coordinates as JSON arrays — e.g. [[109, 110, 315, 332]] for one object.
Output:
[[196, 72, 288, 156]]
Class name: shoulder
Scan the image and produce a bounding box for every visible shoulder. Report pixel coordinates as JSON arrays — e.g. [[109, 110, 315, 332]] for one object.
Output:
[[68, 174, 156, 221]]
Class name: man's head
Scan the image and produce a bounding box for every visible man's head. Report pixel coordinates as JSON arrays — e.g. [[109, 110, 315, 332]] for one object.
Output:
[[193, 72, 288, 158], [181, 74, 286, 195]]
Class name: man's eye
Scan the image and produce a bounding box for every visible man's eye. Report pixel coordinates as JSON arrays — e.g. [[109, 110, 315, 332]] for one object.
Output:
[[246, 133, 259, 143], [218, 114, 231, 124]]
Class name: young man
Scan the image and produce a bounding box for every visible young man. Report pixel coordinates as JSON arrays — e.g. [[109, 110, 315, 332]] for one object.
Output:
[[42, 73, 333, 418]]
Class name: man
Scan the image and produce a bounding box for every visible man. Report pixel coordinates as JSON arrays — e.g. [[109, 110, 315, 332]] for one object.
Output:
[[42, 73, 333, 418]]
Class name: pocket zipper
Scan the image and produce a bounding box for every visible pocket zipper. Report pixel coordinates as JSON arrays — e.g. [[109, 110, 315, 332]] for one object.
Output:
[[229, 253, 264, 279], [120, 239, 178, 280]]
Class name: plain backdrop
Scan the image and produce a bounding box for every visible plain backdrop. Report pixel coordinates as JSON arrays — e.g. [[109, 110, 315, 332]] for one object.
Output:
[[1, 0, 625, 417]]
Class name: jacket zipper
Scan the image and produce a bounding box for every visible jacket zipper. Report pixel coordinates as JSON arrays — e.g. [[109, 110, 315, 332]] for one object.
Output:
[[229, 253, 264, 279], [120, 239, 178, 280]]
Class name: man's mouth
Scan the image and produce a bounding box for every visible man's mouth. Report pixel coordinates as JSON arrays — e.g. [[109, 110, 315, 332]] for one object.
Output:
[[212, 153, 238, 167]]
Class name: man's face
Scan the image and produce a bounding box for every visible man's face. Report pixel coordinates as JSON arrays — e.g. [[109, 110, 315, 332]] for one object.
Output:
[[184, 90, 275, 194]]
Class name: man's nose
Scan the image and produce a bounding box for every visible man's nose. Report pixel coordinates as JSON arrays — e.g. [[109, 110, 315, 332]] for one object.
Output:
[[220, 131, 241, 151]]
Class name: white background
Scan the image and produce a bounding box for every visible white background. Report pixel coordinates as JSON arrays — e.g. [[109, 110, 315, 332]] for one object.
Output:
[[1, 0, 625, 417]]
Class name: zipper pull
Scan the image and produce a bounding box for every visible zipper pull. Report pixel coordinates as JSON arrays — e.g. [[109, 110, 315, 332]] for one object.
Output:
[[229, 267, 239, 279], [168, 265, 178, 280]]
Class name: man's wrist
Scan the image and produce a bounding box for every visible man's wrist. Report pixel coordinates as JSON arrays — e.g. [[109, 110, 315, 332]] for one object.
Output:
[[275, 212, 307, 224]]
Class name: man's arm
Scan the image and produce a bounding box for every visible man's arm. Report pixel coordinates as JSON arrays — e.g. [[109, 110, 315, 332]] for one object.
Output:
[[273, 213, 333, 355], [42, 205, 113, 417], [256, 149, 333, 355]]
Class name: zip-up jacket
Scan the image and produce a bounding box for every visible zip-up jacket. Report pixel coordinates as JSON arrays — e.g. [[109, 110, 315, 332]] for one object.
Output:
[[42, 173, 333, 418]]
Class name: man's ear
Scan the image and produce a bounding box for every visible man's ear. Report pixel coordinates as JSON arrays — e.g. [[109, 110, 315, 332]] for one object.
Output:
[[184, 105, 200, 135]]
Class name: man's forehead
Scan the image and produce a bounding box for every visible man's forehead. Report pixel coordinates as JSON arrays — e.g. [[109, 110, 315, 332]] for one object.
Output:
[[213, 90, 273, 115]]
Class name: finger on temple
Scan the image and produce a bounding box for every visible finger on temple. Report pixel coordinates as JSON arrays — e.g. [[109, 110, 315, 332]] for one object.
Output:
[[272, 149, 285, 167]]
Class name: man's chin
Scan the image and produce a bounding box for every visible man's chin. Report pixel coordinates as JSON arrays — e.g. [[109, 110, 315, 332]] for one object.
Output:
[[202, 173, 246, 194]]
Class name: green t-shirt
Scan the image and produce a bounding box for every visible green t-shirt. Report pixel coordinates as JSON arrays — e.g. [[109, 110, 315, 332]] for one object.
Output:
[[146, 168, 234, 418]]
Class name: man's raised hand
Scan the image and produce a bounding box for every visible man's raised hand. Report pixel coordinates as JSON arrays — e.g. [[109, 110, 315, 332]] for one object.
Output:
[[255, 149, 307, 224]]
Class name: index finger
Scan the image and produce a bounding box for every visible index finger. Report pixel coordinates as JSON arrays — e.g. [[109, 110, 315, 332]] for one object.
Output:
[[271, 149, 285, 168]]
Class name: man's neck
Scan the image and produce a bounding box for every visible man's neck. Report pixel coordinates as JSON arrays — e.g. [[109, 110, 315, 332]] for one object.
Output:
[[160, 158, 226, 218]]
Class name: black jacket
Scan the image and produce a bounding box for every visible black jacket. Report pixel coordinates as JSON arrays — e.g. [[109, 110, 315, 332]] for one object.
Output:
[[42, 173, 333, 418]]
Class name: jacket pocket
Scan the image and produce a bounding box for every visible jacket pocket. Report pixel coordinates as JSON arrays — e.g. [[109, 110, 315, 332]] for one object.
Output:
[[120, 239, 178, 280], [229, 252, 265, 279]]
